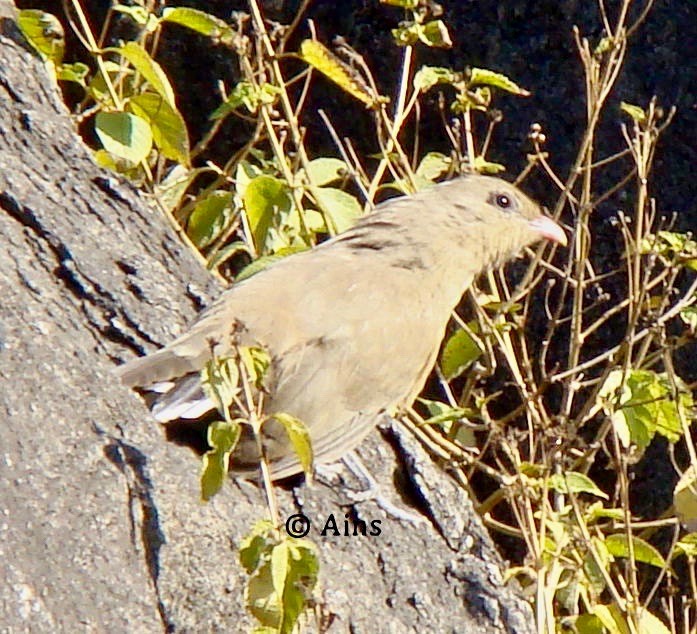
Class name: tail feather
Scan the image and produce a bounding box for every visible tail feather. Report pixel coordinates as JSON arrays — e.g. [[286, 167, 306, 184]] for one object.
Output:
[[116, 350, 197, 388], [151, 374, 214, 422]]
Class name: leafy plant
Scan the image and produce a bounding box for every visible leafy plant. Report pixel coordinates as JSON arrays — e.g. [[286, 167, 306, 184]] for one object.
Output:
[[18, 0, 697, 632]]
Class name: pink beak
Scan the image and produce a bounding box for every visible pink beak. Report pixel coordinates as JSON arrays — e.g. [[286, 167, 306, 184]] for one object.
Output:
[[529, 216, 567, 246]]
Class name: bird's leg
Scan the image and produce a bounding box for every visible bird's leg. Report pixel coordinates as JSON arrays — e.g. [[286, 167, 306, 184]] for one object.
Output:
[[317, 452, 425, 524]]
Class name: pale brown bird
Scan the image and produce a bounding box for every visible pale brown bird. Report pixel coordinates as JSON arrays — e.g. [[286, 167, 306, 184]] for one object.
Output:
[[117, 174, 566, 480]]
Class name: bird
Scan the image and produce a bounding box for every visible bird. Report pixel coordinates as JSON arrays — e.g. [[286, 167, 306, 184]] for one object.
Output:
[[117, 174, 566, 480]]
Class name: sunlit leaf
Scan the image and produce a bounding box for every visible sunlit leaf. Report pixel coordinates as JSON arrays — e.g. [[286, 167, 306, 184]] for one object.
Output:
[[548, 472, 609, 500], [675, 466, 697, 531], [271, 413, 314, 478], [620, 101, 646, 123], [469, 67, 530, 96], [95, 111, 152, 164], [201, 420, 241, 500], [599, 369, 691, 453], [300, 40, 377, 107], [380, 0, 418, 7], [161, 7, 235, 44], [239, 519, 275, 573], [311, 186, 362, 234], [187, 190, 233, 248], [419, 20, 452, 48], [155, 164, 201, 212], [110, 41, 176, 106], [440, 324, 483, 380], [128, 92, 190, 164], [200, 356, 240, 414], [243, 175, 292, 253], [239, 346, 272, 389], [473, 156, 506, 174], [413, 65, 458, 92], [605, 534, 666, 568], [415, 152, 451, 181], [673, 533, 697, 559], [235, 247, 307, 282], [305, 157, 348, 186], [17, 10, 65, 64], [113, 4, 159, 31], [56, 62, 89, 86]]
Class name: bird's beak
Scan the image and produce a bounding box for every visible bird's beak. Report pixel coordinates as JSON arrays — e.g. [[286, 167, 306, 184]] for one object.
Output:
[[529, 216, 567, 246]]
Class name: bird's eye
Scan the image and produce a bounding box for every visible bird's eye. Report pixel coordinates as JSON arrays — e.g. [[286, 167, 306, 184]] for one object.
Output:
[[495, 193, 512, 209]]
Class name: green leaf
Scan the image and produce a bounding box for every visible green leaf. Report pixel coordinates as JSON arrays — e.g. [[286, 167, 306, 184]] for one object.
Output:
[[641, 231, 697, 271], [56, 62, 89, 86], [585, 502, 625, 522], [440, 324, 483, 380], [391, 23, 421, 47], [563, 614, 605, 634], [418, 398, 471, 427], [271, 542, 290, 601], [418, 398, 476, 446], [591, 604, 628, 634], [594, 36, 615, 56], [235, 247, 307, 282], [380, 0, 419, 7], [620, 101, 646, 123], [246, 561, 282, 628], [305, 158, 348, 186], [95, 111, 152, 164], [239, 519, 276, 573], [605, 534, 667, 569], [212, 82, 280, 118], [300, 40, 376, 107], [415, 152, 451, 181], [161, 7, 235, 43], [186, 190, 233, 249], [600, 369, 691, 451], [235, 160, 262, 195], [201, 420, 241, 500], [637, 610, 671, 634], [584, 538, 611, 598], [279, 541, 319, 634], [93, 149, 135, 174], [128, 92, 190, 164], [547, 472, 609, 500], [200, 356, 240, 414], [85, 60, 122, 107], [109, 42, 176, 106], [239, 346, 272, 389], [207, 240, 253, 272], [673, 533, 697, 559], [469, 67, 530, 96], [243, 531, 319, 634], [419, 20, 452, 48], [212, 82, 255, 117], [213, 81, 256, 116], [681, 306, 697, 331], [413, 65, 458, 92], [243, 175, 293, 253], [155, 164, 200, 212], [311, 187, 362, 234], [271, 413, 314, 477], [473, 156, 506, 174], [113, 4, 159, 31], [17, 10, 64, 64], [674, 466, 697, 530]]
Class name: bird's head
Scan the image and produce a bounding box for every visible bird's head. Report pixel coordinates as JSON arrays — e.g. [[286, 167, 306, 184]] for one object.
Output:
[[432, 174, 567, 270]]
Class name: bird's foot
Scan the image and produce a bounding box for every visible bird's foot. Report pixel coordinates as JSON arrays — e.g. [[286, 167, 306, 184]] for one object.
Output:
[[337, 453, 426, 525]]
